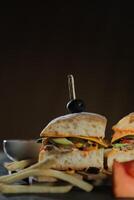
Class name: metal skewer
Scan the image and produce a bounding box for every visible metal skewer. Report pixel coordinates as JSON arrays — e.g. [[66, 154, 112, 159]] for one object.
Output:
[[67, 74, 76, 100], [67, 74, 86, 113]]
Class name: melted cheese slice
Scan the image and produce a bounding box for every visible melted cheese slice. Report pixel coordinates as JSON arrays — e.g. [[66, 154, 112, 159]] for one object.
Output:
[[112, 131, 134, 143], [76, 136, 108, 147], [44, 135, 108, 147]]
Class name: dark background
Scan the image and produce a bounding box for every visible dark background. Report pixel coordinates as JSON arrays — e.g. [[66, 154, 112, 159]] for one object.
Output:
[[0, 2, 134, 146]]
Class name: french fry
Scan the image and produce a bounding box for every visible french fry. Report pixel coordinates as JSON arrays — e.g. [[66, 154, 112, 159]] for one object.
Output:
[[0, 158, 55, 183], [36, 169, 93, 192], [4, 159, 35, 171], [71, 173, 83, 180], [28, 156, 55, 170], [0, 167, 93, 192], [66, 169, 75, 174], [37, 176, 57, 183], [0, 183, 73, 193], [0, 169, 40, 183]]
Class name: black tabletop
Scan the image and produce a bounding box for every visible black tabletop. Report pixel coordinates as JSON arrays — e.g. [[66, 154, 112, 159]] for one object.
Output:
[[0, 152, 114, 200]]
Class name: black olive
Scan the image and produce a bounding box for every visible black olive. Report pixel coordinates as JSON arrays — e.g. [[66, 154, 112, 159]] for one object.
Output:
[[66, 99, 86, 113]]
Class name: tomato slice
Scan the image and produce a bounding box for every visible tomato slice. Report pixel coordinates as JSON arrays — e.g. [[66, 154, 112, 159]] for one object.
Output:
[[121, 138, 134, 144], [113, 160, 134, 198], [123, 161, 134, 178]]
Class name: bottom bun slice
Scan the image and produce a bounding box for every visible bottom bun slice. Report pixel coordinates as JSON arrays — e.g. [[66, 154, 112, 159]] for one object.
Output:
[[39, 148, 104, 171]]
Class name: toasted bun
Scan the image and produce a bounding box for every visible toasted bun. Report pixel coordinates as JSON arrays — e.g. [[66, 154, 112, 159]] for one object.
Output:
[[39, 148, 104, 170], [113, 113, 134, 132], [112, 113, 134, 143], [106, 149, 134, 171], [40, 112, 107, 138]]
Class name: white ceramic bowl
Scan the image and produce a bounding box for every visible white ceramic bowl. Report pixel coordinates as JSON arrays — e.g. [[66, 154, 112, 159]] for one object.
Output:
[[3, 140, 41, 161]]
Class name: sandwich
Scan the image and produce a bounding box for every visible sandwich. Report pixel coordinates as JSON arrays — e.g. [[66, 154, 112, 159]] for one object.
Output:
[[38, 112, 107, 171], [106, 113, 134, 171]]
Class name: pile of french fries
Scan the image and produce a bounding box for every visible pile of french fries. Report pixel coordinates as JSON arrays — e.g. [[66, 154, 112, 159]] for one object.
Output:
[[0, 157, 108, 194]]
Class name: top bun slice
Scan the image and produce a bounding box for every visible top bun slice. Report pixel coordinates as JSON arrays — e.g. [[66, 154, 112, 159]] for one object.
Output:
[[40, 112, 107, 138], [112, 113, 134, 143], [113, 113, 134, 132]]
